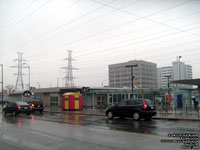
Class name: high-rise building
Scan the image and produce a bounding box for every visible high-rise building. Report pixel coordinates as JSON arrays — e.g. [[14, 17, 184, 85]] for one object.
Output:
[[157, 58, 192, 88], [109, 60, 157, 88]]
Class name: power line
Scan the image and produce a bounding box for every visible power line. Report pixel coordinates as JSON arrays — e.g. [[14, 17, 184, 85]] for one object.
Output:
[[0, 0, 36, 30], [92, 0, 200, 37], [25, 14, 200, 60], [4, 0, 195, 56], [28, 0, 142, 48], [72, 23, 200, 57], [6, 0, 117, 53], [26, 35, 200, 67], [23, 0, 199, 58], [0, 0, 81, 45], [0, 0, 51, 36]]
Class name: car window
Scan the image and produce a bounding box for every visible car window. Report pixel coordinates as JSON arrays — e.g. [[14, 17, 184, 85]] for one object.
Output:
[[10, 103, 17, 107], [126, 100, 133, 106], [134, 101, 142, 105], [144, 99, 154, 105], [118, 101, 126, 106]]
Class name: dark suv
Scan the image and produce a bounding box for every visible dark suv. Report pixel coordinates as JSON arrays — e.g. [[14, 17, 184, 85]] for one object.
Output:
[[28, 100, 45, 114], [106, 99, 156, 121]]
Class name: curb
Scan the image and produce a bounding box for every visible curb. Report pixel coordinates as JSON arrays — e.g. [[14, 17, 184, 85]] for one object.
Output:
[[44, 110, 200, 121]]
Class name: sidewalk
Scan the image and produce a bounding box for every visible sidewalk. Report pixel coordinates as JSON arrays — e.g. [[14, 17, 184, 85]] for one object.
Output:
[[44, 107, 200, 121]]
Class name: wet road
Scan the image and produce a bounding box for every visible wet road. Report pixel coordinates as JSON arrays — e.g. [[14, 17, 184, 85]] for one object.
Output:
[[0, 112, 199, 150]]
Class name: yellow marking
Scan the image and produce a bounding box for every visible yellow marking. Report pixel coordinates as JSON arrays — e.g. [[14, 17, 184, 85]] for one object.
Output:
[[65, 101, 69, 109], [75, 100, 79, 109]]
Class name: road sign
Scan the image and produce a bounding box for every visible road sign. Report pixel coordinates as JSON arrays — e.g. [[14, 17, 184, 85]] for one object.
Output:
[[141, 92, 145, 97], [23, 90, 32, 97]]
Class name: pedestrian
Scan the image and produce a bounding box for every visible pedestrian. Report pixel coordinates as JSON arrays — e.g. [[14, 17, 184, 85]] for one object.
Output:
[[193, 98, 198, 111]]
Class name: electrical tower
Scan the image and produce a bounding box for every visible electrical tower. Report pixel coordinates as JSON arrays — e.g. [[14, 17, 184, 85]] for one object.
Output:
[[10, 52, 27, 90], [62, 50, 77, 87]]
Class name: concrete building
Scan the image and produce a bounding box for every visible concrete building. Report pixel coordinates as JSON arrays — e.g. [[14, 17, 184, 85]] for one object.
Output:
[[157, 58, 192, 88], [109, 60, 157, 88]]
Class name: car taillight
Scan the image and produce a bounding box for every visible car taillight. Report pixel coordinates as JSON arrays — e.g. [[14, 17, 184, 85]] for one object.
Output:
[[30, 106, 32, 109], [142, 100, 147, 109], [17, 106, 21, 110], [32, 104, 34, 107], [43, 104, 45, 107]]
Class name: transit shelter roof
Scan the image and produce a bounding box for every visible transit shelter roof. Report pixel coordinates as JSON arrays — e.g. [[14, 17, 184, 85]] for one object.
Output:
[[171, 78, 200, 86]]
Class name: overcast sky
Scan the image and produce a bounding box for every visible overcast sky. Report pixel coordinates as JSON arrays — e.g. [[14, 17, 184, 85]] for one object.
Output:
[[0, 0, 200, 89]]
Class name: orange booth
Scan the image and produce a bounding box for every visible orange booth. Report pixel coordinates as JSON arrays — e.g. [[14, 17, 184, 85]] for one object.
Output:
[[62, 92, 82, 110]]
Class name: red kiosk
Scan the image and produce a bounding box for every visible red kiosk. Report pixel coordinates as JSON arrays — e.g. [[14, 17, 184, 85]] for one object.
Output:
[[62, 92, 82, 110]]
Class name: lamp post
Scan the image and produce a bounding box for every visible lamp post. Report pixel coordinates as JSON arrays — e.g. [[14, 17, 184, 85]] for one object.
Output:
[[0, 64, 3, 109], [126, 64, 138, 94], [165, 75, 171, 94], [178, 56, 182, 80]]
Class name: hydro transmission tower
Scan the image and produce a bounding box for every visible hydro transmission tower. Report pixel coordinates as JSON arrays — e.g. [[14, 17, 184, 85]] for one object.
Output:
[[62, 50, 77, 87], [10, 52, 26, 90]]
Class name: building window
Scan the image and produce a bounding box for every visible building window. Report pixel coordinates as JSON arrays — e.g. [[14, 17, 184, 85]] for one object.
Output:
[[97, 95, 105, 106], [50, 96, 58, 106]]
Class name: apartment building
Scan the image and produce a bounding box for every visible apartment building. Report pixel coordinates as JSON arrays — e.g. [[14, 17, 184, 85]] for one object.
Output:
[[157, 59, 192, 88]]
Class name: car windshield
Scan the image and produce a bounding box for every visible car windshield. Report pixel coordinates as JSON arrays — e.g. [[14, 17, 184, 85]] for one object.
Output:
[[16, 102, 29, 106]]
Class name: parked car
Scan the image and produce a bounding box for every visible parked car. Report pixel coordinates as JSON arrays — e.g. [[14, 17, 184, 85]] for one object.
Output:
[[28, 100, 45, 114], [106, 99, 156, 121], [3, 101, 32, 116]]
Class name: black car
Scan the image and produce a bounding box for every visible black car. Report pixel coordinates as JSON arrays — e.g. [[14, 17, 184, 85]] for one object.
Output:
[[106, 99, 156, 121], [28, 100, 45, 114], [3, 101, 32, 116]]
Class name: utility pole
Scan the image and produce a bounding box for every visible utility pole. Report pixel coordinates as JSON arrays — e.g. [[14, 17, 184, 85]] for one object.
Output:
[[61, 50, 77, 87], [126, 64, 138, 95], [10, 52, 27, 90]]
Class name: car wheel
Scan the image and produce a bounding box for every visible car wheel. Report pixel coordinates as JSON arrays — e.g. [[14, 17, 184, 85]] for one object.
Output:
[[40, 110, 43, 114], [167, 107, 173, 114], [27, 113, 30, 116], [133, 112, 140, 121], [107, 111, 114, 119]]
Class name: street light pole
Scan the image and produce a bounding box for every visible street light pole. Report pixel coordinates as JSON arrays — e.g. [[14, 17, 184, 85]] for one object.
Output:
[[0, 64, 3, 109], [126, 64, 138, 94], [165, 75, 171, 94], [28, 65, 30, 89], [178, 56, 182, 80]]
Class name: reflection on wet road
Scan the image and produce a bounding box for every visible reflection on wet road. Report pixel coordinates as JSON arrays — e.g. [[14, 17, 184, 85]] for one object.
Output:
[[0, 112, 199, 150]]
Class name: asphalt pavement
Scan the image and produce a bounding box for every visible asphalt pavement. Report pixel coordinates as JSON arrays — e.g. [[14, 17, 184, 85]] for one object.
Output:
[[0, 111, 199, 150], [44, 107, 200, 121]]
